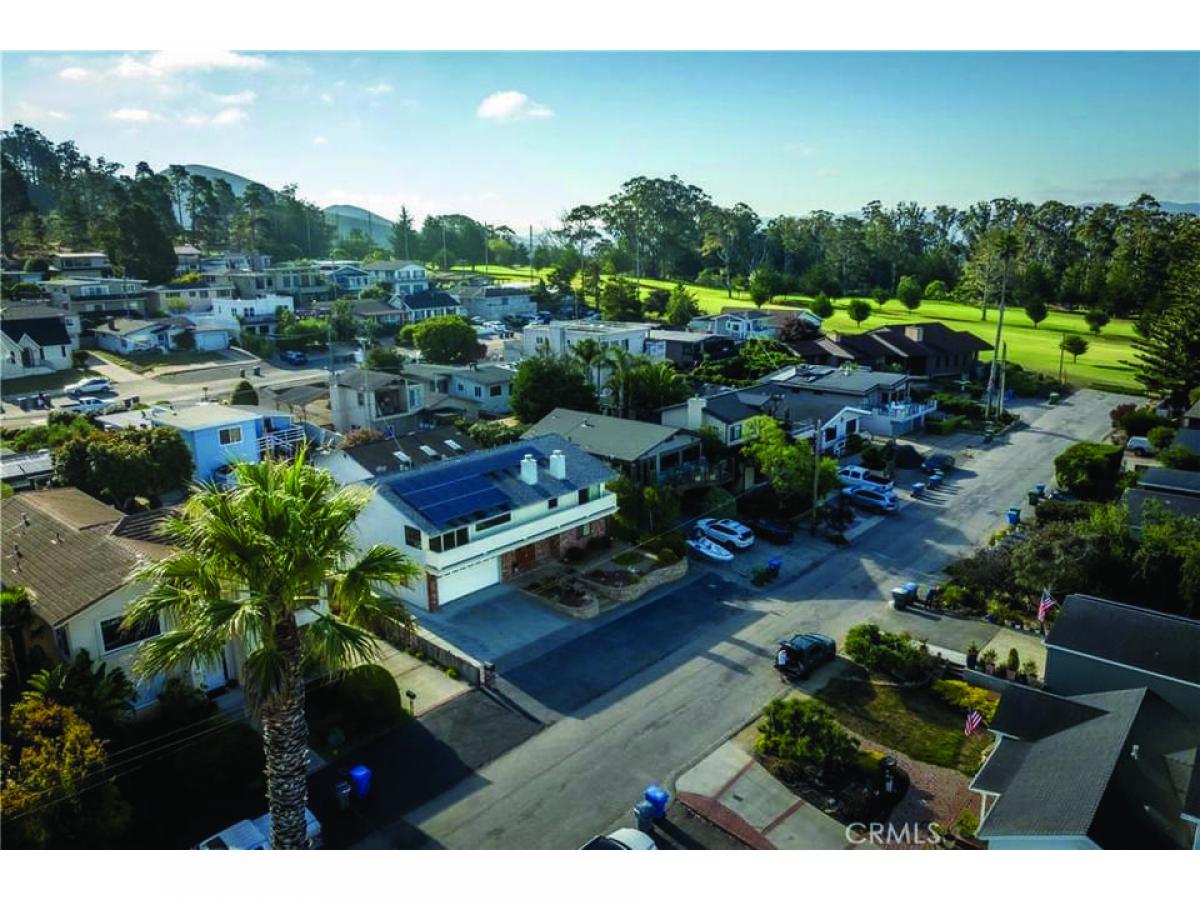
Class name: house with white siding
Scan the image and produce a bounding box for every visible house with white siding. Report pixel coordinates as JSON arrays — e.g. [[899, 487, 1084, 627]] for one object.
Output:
[[1, 305, 77, 380]]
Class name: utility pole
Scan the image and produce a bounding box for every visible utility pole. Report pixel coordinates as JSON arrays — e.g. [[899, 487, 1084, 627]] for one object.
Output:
[[441, 221, 448, 271], [998, 342, 1008, 417], [529, 224, 533, 281], [984, 264, 1008, 419], [810, 417, 822, 535], [483, 222, 490, 270]]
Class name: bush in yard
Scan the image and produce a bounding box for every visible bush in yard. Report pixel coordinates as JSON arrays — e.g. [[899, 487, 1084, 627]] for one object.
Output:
[[1053, 442, 1123, 500], [1148, 424, 1178, 453], [71, 349, 90, 368], [153, 677, 217, 731], [756, 697, 859, 779], [1114, 406, 1164, 437], [859, 442, 887, 471], [944, 542, 1017, 599], [1158, 446, 1200, 471], [656, 548, 679, 567], [1006, 648, 1020, 673], [228, 379, 258, 406], [310, 664, 406, 746], [843, 624, 929, 682], [1034, 498, 1097, 524], [931, 679, 999, 721], [843, 432, 866, 455]]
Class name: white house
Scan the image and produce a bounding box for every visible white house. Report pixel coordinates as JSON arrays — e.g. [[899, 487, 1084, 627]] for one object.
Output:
[[688, 309, 779, 342], [350, 436, 617, 610], [93, 318, 187, 355], [521, 319, 652, 358], [210, 293, 295, 336], [329, 369, 426, 435], [393, 290, 461, 324], [43, 276, 149, 319], [453, 283, 538, 320], [1, 305, 77, 379], [364, 260, 428, 296], [51, 251, 112, 278], [147, 281, 236, 314]]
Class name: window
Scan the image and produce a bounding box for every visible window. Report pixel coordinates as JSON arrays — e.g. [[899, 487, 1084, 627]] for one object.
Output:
[[474, 386, 482, 398], [824, 426, 837, 442], [404, 526, 422, 549], [475, 512, 511, 531], [548, 497, 559, 509], [490, 385, 502, 397], [577, 488, 589, 505], [576, 521, 593, 538], [846, 419, 858, 434], [218, 426, 243, 446], [419, 445, 438, 458], [430, 527, 470, 553], [100, 615, 160, 654], [729, 424, 743, 442]]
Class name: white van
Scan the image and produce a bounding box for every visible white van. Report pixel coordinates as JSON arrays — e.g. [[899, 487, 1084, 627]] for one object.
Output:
[[195, 807, 323, 849]]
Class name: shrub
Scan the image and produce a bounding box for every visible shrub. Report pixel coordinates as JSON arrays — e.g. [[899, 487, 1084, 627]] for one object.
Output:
[[311, 664, 406, 741], [228, 380, 258, 407], [1034, 498, 1097, 524], [1115, 407, 1163, 437], [656, 548, 679, 566], [1053, 442, 1123, 500], [953, 809, 979, 839], [154, 677, 217, 730], [859, 443, 887, 471], [924, 415, 966, 436], [1158, 447, 1200, 471], [978, 649, 998, 668], [563, 546, 585, 564], [1006, 648, 1020, 673], [843, 624, 929, 682], [445, 667, 459, 681], [751, 566, 771, 586], [1148, 425, 1178, 453], [931, 679, 999, 721], [843, 432, 866, 455], [756, 698, 859, 778], [72, 349, 90, 368], [1021, 660, 1039, 679]]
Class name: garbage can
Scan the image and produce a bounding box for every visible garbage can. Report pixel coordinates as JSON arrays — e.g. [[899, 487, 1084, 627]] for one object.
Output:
[[18, 396, 31, 412], [253, 365, 262, 377], [911, 481, 926, 498], [632, 800, 657, 833], [1006, 506, 1021, 527], [1028, 490, 1041, 506], [349, 764, 372, 798], [929, 472, 943, 488], [239, 368, 246, 378], [767, 557, 783, 578], [334, 779, 353, 811], [644, 784, 670, 818], [1048, 392, 1060, 406], [891, 583, 917, 611], [1034, 482, 1046, 497]]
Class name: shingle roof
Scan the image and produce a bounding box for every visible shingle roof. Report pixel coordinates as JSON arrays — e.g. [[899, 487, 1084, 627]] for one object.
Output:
[[0, 450, 54, 483], [362, 260, 423, 271], [1, 314, 70, 347], [399, 290, 459, 312], [1045, 594, 1200, 686], [343, 426, 476, 477], [94, 317, 167, 336], [333, 369, 410, 391], [1172, 429, 1200, 454], [1125, 487, 1200, 525], [1137, 467, 1200, 495], [403, 362, 514, 386], [974, 688, 1145, 839], [648, 329, 722, 344], [377, 434, 615, 533], [523, 408, 690, 463], [1, 490, 168, 626]]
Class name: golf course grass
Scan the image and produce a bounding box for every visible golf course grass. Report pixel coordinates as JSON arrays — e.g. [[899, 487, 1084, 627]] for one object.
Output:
[[448, 264, 1143, 394]]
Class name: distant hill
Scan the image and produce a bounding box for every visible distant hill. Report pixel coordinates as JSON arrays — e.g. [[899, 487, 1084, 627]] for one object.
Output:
[[323, 204, 394, 246], [177, 164, 259, 196], [1158, 201, 1200, 215]]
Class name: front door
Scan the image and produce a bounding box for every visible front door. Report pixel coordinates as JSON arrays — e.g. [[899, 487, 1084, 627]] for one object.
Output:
[[193, 648, 229, 693], [515, 544, 536, 570]]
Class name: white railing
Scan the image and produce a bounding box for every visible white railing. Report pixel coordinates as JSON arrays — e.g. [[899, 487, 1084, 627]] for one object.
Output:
[[871, 399, 938, 420], [258, 425, 306, 455]]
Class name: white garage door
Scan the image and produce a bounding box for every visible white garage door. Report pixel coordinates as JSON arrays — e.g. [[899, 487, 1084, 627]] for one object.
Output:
[[437, 557, 501, 604]]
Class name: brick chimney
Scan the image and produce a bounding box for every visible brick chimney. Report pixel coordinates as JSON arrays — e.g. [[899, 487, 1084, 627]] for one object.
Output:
[[520, 453, 539, 485]]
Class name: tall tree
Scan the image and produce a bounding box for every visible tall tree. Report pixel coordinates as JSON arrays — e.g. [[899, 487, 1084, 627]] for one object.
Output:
[[389, 206, 418, 260], [127, 455, 420, 849]]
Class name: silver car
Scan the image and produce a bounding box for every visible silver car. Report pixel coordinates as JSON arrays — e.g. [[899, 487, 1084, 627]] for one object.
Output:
[[842, 486, 898, 513]]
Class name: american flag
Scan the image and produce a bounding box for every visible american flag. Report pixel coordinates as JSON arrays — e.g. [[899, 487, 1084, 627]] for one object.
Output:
[[1038, 589, 1057, 623], [965, 709, 984, 736]]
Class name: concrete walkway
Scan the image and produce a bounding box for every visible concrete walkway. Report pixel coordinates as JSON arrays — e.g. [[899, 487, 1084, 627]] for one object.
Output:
[[374, 643, 470, 716], [675, 742, 851, 849]]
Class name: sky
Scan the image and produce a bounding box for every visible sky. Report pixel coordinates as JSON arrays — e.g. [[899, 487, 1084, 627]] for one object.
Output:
[[2, 50, 1198, 230]]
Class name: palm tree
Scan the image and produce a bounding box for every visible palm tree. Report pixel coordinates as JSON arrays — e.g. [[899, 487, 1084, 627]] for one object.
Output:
[[570, 338, 607, 390], [125, 453, 420, 849], [601, 345, 637, 417]]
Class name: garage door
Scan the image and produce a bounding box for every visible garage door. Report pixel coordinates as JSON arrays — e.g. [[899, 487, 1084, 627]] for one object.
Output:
[[436, 557, 502, 604]]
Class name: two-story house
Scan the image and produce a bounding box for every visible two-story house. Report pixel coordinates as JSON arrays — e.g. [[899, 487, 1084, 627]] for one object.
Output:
[[146, 281, 236, 314], [688, 309, 780, 343], [229, 265, 330, 304], [1, 304, 77, 380], [825, 323, 994, 379], [394, 290, 461, 324], [453, 283, 538, 320], [363, 260, 429, 296], [174, 245, 203, 273], [351, 436, 617, 610], [43, 277, 149, 322], [51, 251, 113, 278], [522, 319, 652, 358], [329, 369, 426, 435], [645, 329, 737, 369], [403, 362, 516, 420], [970, 595, 1200, 850], [762, 364, 933, 435], [326, 264, 372, 296], [97, 403, 307, 482], [210, 293, 295, 336]]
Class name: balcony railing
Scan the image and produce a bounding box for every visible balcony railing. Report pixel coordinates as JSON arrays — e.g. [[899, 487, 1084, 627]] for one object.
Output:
[[258, 425, 306, 457], [870, 399, 938, 420], [655, 459, 730, 487]]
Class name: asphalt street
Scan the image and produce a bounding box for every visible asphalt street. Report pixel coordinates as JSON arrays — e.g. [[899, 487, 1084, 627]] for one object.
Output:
[[400, 389, 1127, 848]]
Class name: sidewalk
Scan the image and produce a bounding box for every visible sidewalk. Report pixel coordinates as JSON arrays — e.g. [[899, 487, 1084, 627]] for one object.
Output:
[[675, 742, 852, 849], [374, 643, 471, 716]]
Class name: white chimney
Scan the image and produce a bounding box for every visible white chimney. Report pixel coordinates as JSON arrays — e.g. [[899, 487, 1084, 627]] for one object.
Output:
[[549, 449, 567, 480], [520, 453, 539, 485], [686, 396, 706, 430]]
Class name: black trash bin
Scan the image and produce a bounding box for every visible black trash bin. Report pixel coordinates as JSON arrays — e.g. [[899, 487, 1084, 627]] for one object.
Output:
[[253, 366, 262, 377], [18, 396, 31, 412]]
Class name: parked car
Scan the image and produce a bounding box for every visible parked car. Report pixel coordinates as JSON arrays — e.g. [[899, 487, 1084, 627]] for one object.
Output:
[[696, 517, 756, 550], [842, 486, 898, 513], [65, 376, 112, 396], [280, 349, 308, 365], [687, 534, 734, 562], [1125, 436, 1154, 457], [69, 396, 115, 413], [921, 453, 956, 474], [776, 633, 837, 679], [195, 807, 322, 849], [836, 465, 894, 493], [580, 828, 658, 850], [744, 516, 795, 545]]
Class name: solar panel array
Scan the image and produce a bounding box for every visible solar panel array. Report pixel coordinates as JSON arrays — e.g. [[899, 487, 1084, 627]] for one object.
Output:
[[391, 445, 543, 529]]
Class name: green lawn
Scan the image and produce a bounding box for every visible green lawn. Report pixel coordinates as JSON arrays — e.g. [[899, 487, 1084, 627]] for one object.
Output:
[[90, 349, 228, 374], [817, 676, 995, 776], [448, 265, 1142, 393]]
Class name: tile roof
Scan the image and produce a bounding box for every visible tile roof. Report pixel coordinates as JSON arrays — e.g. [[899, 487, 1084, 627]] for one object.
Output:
[[1046, 594, 1200, 686], [377, 434, 615, 533], [1, 489, 169, 626], [523, 408, 690, 463]]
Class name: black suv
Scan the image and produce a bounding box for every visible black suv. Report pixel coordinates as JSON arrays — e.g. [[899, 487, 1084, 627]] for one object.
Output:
[[777, 633, 837, 679], [744, 516, 795, 545]]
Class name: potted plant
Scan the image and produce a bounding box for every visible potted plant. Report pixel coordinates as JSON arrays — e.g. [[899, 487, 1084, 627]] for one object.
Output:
[[979, 649, 998, 675], [1007, 648, 1020, 681], [1021, 660, 1039, 685], [965, 641, 979, 670], [994, 662, 1008, 680]]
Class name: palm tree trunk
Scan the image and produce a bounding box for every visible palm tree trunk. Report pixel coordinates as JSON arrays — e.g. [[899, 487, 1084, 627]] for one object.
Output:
[[260, 617, 310, 850]]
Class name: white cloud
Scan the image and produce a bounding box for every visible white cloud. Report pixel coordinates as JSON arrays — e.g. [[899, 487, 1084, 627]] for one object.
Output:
[[313, 135, 328, 146], [785, 142, 820, 156], [213, 90, 256, 105], [109, 108, 162, 123], [319, 92, 334, 105], [112, 50, 269, 79], [212, 107, 248, 126], [476, 90, 553, 122], [365, 82, 393, 95], [58, 66, 90, 81], [8, 102, 69, 124], [181, 113, 209, 127]]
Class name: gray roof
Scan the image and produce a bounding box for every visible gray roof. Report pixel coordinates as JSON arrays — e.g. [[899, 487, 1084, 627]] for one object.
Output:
[[404, 362, 514, 386], [94, 317, 170, 336], [974, 688, 1145, 839], [662, 386, 864, 428], [362, 260, 423, 271], [1172, 429, 1200, 454], [1137, 467, 1200, 495], [2, 314, 70, 347], [523, 408, 692, 463], [1185, 398, 1200, 420], [343, 426, 476, 477], [0, 303, 67, 320], [1045, 594, 1200, 686], [0, 450, 54, 483], [377, 434, 615, 533], [768, 364, 908, 396], [647, 329, 723, 344], [400, 290, 459, 312], [333, 369, 410, 391], [1125, 487, 1200, 525]]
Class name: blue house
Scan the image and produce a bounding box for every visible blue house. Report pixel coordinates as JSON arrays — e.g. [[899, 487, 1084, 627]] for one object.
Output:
[[97, 403, 308, 482], [326, 265, 371, 296]]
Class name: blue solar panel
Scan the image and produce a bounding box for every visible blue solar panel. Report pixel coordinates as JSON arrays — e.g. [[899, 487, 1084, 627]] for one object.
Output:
[[389, 444, 545, 528]]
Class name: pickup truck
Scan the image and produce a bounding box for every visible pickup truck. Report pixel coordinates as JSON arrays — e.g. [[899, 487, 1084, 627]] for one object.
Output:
[[837, 465, 894, 493]]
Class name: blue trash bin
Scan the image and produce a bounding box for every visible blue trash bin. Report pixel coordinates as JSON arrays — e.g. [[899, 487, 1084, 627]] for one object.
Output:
[[767, 557, 783, 575], [1006, 506, 1021, 527], [349, 764, 372, 798], [1034, 482, 1046, 497], [644, 784, 670, 818]]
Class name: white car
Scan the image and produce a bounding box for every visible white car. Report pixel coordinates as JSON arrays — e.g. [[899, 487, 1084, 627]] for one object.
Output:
[[837, 465, 894, 493], [581, 828, 658, 849], [70, 396, 114, 413], [65, 376, 112, 396], [687, 535, 735, 562], [195, 807, 322, 849], [696, 517, 756, 550]]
